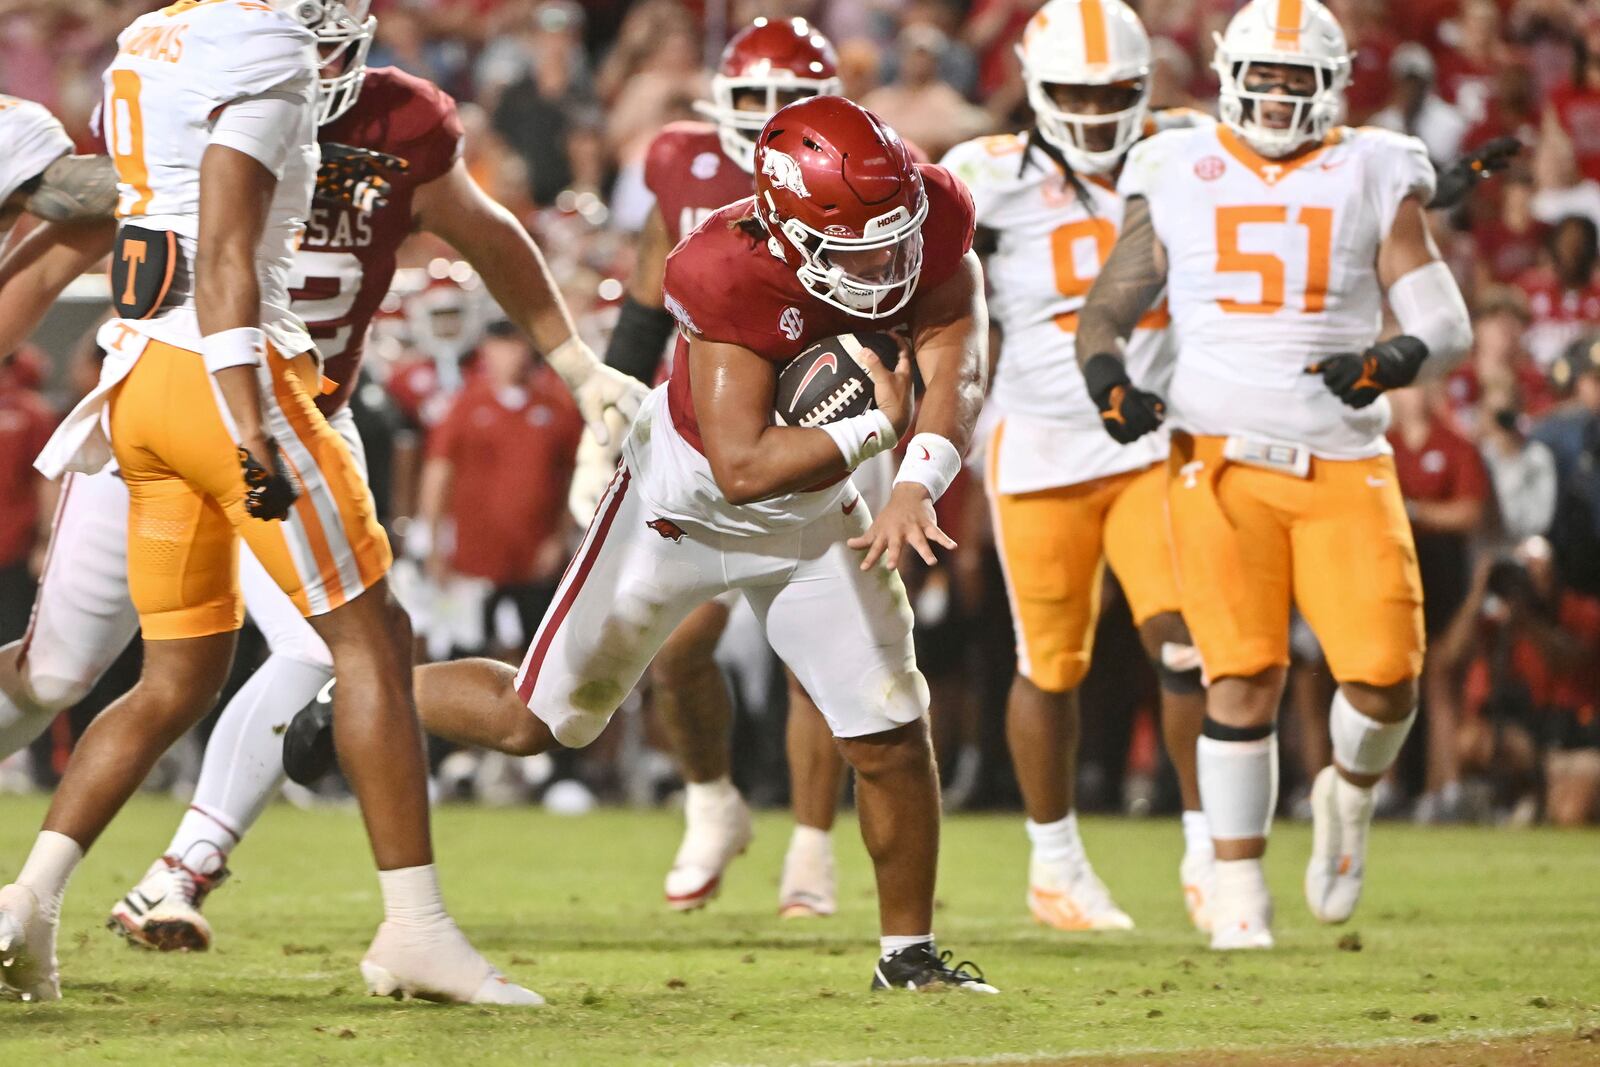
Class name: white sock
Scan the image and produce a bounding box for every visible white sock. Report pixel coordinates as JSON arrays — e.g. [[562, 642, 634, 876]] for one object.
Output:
[[1329, 691, 1416, 777], [788, 824, 831, 853], [16, 831, 84, 921], [378, 865, 449, 929], [1181, 810, 1213, 859], [1197, 733, 1278, 841], [685, 776, 738, 810], [1025, 811, 1082, 867], [1213, 857, 1268, 898], [879, 933, 933, 957], [174, 654, 332, 871]]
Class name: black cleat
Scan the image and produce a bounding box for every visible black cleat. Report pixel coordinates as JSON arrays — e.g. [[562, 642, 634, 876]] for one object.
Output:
[[870, 943, 998, 994], [282, 682, 337, 786]]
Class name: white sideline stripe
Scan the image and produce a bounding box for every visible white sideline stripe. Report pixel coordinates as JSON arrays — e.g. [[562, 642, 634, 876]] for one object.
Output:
[[708, 1023, 1586, 1067]]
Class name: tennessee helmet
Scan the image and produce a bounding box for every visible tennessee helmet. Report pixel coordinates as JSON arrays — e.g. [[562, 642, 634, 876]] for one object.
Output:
[[277, 0, 377, 125], [1212, 0, 1350, 158], [754, 97, 927, 319], [696, 17, 842, 174], [1017, 0, 1151, 175]]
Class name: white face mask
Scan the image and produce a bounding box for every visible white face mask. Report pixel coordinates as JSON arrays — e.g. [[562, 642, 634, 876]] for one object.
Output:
[[774, 195, 930, 319]]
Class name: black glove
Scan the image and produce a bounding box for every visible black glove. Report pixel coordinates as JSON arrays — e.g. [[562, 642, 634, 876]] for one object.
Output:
[[1307, 337, 1429, 409], [1429, 136, 1521, 211], [316, 143, 410, 212], [1083, 352, 1165, 444], [239, 441, 299, 521]]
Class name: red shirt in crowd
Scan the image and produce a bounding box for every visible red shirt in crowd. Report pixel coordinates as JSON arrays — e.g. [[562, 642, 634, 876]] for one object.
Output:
[[1445, 361, 1557, 423], [1549, 79, 1600, 184], [1464, 592, 1600, 720], [426, 363, 583, 586], [0, 383, 56, 569], [1515, 265, 1600, 369], [1389, 415, 1491, 508]]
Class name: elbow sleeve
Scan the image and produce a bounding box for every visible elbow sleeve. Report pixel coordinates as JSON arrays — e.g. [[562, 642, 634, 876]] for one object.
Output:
[[603, 295, 677, 384], [1389, 260, 1473, 365]]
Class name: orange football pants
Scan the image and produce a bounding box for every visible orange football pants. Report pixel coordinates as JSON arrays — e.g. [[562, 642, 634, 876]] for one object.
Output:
[[108, 337, 391, 641], [1166, 432, 1424, 686]]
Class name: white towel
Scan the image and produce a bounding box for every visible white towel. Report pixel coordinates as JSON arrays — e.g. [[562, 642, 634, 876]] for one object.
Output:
[[34, 322, 148, 480]]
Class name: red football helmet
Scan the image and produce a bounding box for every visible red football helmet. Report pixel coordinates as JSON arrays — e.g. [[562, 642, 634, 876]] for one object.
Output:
[[754, 96, 928, 319], [696, 17, 842, 174]]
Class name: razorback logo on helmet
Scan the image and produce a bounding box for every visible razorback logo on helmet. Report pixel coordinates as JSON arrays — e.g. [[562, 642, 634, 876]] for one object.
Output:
[[646, 518, 688, 543], [761, 148, 811, 198]]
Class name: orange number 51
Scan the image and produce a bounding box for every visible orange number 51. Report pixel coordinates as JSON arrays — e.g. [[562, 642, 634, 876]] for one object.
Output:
[[1214, 205, 1332, 315]]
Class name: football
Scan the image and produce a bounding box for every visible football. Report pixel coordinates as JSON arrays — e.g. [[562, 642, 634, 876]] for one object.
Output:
[[773, 333, 901, 427]]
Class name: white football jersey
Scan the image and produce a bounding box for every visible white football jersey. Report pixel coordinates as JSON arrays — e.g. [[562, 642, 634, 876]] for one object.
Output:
[[101, 0, 319, 355], [1120, 123, 1435, 459], [944, 121, 1197, 493], [0, 95, 73, 217]]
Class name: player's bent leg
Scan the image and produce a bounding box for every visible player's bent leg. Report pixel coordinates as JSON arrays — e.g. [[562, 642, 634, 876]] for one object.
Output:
[[652, 596, 753, 911], [780, 675, 843, 918]]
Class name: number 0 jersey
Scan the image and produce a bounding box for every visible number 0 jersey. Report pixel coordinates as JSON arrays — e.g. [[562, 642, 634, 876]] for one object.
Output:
[[1120, 123, 1435, 459], [102, 0, 319, 357], [944, 121, 1198, 492]]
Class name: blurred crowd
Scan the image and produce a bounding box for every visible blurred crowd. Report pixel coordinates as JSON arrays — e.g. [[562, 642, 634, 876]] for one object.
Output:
[[1, 0, 1599, 826]]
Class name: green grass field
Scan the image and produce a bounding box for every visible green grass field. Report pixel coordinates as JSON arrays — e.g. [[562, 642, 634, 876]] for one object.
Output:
[[1, 796, 1598, 1065]]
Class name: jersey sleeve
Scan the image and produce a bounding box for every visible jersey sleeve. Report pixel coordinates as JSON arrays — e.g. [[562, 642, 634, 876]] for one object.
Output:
[[390, 75, 465, 186], [1362, 128, 1436, 240], [661, 219, 791, 355], [1116, 129, 1176, 202], [914, 163, 977, 292], [939, 136, 1021, 227], [0, 97, 73, 207], [193, 7, 317, 106], [643, 126, 693, 202]]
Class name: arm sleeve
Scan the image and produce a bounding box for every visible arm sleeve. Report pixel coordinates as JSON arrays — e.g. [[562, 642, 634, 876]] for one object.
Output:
[[209, 81, 312, 180]]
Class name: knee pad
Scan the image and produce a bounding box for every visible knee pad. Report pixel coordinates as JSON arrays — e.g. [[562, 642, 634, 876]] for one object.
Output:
[[20, 666, 96, 714], [1153, 641, 1205, 696]]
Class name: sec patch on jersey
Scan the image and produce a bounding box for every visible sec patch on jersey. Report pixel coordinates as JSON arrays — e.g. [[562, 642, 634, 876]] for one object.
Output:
[[773, 333, 900, 428]]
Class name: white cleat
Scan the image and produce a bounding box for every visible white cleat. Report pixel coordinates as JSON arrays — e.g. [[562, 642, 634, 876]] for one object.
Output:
[[0, 883, 60, 1002], [663, 783, 753, 912], [1027, 855, 1135, 932], [107, 857, 224, 952], [1209, 859, 1274, 950], [1306, 765, 1373, 924], [777, 828, 836, 918], [360, 920, 543, 1006], [1180, 849, 1218, 934]]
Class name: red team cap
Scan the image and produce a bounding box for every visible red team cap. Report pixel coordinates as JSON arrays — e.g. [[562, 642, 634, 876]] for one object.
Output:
[[696, 17, 842, 174], [754, 96, 929, 320]]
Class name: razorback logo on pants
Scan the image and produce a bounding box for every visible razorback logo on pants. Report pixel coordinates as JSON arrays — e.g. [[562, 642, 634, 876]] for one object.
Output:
[[647, 518, 688, 543]]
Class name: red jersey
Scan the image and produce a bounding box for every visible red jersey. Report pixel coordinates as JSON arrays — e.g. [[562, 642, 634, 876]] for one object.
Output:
[[1515, 266, 1600, 369], [1388, 417, 1490, 507], [0, 385, 56, 567], [294, 67, 465, 414], [1550, 81, 1600, 185], [426, 364, 583, 585], [645, 122, 754, 247], [659, 163, 976, 454]]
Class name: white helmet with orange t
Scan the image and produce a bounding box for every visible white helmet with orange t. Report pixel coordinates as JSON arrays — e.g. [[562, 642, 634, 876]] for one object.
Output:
[[276, 0, 377, 125], [1017, 0, 1152, 175], [1212, 0, 1351, 158]]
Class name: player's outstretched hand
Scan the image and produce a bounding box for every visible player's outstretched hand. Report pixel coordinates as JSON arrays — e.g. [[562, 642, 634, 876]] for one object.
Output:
[[862, 341, 914, 441], [238, 439, 299, 521], [317, 143, 409, 213], [1429, 136, 1521, 211], [567, 415, 627, 525], [561, 347, 650, 448], [849, 482, 956, 571], [1306, 337, 1428, 409], [1083, 353, 1165, 444]]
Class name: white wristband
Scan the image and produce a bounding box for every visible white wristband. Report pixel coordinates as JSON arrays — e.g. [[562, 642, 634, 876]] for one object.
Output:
[[893, 432, 962, 502], [820, 408, 897, 470], [201, 327, 265, 374], [545, 333, 597, 388]]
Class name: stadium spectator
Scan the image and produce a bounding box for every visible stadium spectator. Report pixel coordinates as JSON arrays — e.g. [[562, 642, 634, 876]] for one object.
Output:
[[1372, 44, 1468, 167], [1514, 215, 1600, 370], [417, 321, 583, 654], [1446, 286, 1554, 431], [862, 24, 991, 161], [1466, 175, 1547, 289], [1330, 0, 1397, 122], [1433, 0, 1510, 129], [1535, 336, 1600, 598], [491, 18, 604, 207], [1541, 9, 1600, 185], [1477, 378, 1559, 543], [1435, 538, 1600, 826]]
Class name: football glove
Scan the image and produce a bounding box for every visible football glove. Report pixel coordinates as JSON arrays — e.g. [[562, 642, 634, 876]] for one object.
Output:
[[1083, 352, 1166, 444], [1306, 337, 1429, 409], [1429, 136, 1520, 212], [316, 143, 409, 213], [238, 441, 299, 521]]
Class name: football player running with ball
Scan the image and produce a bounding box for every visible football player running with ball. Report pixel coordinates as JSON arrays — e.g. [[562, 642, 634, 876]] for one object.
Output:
[[580, 16, 854, 918], [0, 0, 636, 1001], [943, 0, 1214, 935], [1075, 0, 1473, 948], [396, 96, 995, 992]]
